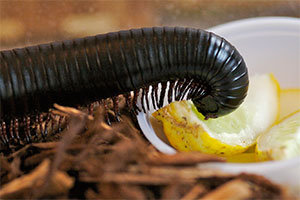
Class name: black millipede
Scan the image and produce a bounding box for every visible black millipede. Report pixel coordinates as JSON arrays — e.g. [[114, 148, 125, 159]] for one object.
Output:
[[0, 27, 249, 150]]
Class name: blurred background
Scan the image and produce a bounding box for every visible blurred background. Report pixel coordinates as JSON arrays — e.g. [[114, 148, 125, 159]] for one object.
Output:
[[0, 0, 299, 50]]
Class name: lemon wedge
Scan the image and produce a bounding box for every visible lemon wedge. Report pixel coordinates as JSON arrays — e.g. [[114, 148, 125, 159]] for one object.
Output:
[[224, 153, 258, 163], [152, 74, 280, 156], [256, 110, 300, 161], [279, 89, 300, 120]]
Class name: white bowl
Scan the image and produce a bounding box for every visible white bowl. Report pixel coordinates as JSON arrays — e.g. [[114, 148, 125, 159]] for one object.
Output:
[[137, 17, 300, 193]]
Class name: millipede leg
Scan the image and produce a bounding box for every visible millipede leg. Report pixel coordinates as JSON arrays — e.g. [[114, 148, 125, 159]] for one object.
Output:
[[24, 116, 31, 143], [88, 103, 95, 115], [174, 80, 182, 101], [198, 84, 207, 97], [124, 92, 138, 117], [154, 84, 159, 109], [102, 99, 111, 125], [51, 114, 56, 134], [151, 86, 157, 110], [180, 79, 193, 100], [112, 96, 121, 122], [168, 81, 175, 104], [144, 86, 150, 111], [187, 83, 197, 100], [57, 116, 64, 133], [2, 122, 8, 144], [14, 118, 20, 141], [0, 123, 8, 145], [177, 79, 187, 100], [124, 92, 132, 111], [0, 124, 3, 144], [43, 114, 51, 136], [159, 82, 168, 108], [141, 88, 146, 113], [176, 79, 185, 100], [38, 114, 44, 138], [0, 131, 6, 145], [133, 90, 141, 114], [9, 119, 14, 141], [34, 115, 39, 138]]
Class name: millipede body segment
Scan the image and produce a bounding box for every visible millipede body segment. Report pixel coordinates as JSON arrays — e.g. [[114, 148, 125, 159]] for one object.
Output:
[[0, 27, 249, 149]]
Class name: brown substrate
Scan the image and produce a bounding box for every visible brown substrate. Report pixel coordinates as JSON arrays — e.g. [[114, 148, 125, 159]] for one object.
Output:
[[0, 105, 293, 199]]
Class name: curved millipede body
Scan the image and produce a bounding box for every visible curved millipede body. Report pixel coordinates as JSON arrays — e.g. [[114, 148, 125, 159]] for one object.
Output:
[[0, 27, 249, 148]]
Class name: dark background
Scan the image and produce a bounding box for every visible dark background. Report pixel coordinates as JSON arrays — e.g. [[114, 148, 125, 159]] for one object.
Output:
[[0, 0, 299, 50]]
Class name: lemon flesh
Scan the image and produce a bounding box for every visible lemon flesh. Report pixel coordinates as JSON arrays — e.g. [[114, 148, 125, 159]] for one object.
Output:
[[279, 89, 300, 120], [152, 74, 280, 156], [256, 110, 300, 161]]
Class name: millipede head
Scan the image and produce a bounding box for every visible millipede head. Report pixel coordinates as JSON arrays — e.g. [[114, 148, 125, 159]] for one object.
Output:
[[192, 95, 220, 119]]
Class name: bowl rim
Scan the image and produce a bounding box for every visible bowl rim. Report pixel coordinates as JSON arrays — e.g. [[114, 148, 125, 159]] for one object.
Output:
[[207, 16, 300, 34]]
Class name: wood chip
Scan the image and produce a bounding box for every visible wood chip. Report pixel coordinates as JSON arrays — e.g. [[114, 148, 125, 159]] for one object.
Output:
[[181, 184, 207, 200], [147, 152, 225, 166], [23, 149, 56, 167], [0, 156, 11, 172], [31, 142, 58, 149], [118, 185, 147, 200], [128, 166, 232, 179], [82, 172, 195, 185], [0, 159, 74, 199], [161, 183, 182, 199], [238, 173, 283, 194], [200, 179, 253, 200], [53, 103, 94, 121]]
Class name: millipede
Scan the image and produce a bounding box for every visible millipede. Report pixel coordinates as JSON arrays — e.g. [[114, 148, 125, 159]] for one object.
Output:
[[0, 27, 249, 152]]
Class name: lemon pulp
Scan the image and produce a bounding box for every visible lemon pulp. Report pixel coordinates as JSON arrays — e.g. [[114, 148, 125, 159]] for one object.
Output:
[[256, 110, 300, 161]]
